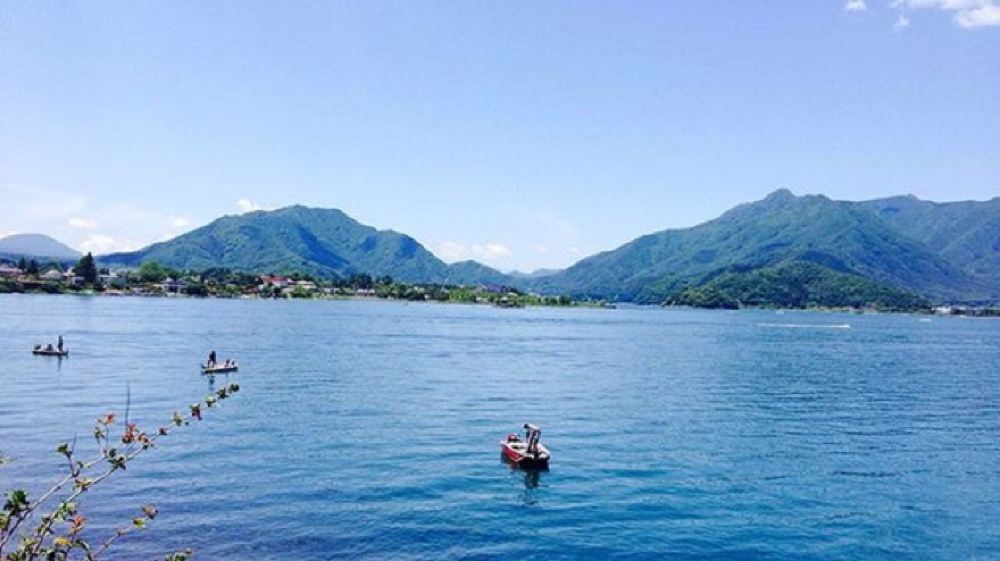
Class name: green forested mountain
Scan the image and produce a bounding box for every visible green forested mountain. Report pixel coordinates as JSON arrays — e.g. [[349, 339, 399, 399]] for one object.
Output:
[[102, 206, 507, 284], [858, 195, 1000, 288], [96, 192, 998, 306], [530, 190, 993, 304]]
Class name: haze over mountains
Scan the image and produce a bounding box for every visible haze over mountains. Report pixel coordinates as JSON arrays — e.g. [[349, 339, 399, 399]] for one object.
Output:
[[0, 233, 80, 260], [5, 190, 998, 305]]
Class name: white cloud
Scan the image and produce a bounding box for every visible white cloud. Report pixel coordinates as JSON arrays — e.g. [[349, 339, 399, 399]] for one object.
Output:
[[845, 0, 868, 11], [78, 234, 141, 254], [0, 184, 201, 255], [473, 243, 512, 260], [894, 12, 912, 29], [892, 0, 1000, 28], [436, 241, 468, 261], [68, 217, 98, 229], [534, 245, 550, 254], [237, 199, 267, 213], [167, 216, 190, 228], [955, 3, 1000, 25], [435, 241, 512, 263]]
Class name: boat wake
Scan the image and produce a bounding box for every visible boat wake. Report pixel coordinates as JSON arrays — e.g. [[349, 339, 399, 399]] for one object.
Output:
[[757, 322, 851, 330]]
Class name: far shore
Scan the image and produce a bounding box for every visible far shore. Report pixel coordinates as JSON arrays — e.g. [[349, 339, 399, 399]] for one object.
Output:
[[0, 288, 617, 310]]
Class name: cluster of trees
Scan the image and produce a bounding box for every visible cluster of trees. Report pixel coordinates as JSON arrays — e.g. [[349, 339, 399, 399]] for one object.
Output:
[[1, 255, 169, 294], [74, 253, 99, 285], [13, 257, 43, 275]]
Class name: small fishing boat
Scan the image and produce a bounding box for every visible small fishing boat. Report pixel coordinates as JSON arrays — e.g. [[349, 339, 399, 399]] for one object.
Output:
[[32, 345, 69, 357], [201, 362, 238, 374], [500, 423, 550, 467]]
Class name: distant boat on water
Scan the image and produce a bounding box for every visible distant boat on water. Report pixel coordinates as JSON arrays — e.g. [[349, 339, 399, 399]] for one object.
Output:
[[32, 345, 69, 357], [202, 361, 238, 374], [500, 423, 550, 467]]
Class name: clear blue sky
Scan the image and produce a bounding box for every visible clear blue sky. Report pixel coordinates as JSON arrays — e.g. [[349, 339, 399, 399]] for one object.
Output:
[[2, 1, 998, 271]]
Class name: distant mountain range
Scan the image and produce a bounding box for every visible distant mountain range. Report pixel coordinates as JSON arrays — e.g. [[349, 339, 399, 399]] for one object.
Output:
[[0, 233, 80, 260], [7, 190, 998, 306]]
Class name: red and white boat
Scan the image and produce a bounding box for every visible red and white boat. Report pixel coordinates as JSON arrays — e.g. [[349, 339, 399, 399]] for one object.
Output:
[[500, 423, 550, 467]]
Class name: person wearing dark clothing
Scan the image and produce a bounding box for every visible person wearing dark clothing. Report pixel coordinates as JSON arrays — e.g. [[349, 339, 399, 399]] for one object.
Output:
[[57, 335, 64, 352], [208, 350, 217, 368]]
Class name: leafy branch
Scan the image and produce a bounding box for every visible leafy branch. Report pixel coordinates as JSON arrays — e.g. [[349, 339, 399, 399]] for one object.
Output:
[[0, 383, 240, 560]]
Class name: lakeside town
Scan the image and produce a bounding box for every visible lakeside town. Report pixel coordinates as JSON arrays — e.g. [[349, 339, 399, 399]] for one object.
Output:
[[0, 253, 595, 308]]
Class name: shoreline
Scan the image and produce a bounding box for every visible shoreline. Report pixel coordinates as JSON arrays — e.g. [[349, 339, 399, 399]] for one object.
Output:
[[0, 290, 617, 310], [3, 291, 996, 318]]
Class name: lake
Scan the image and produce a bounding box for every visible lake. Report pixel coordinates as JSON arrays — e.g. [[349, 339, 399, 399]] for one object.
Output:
[[1, 295, 998, 560]]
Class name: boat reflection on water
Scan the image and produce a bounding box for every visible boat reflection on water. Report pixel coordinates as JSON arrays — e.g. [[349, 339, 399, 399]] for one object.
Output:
[[501, 455, 549, 505], [501, 455, 550, 486], [519, 465, 546, 490]]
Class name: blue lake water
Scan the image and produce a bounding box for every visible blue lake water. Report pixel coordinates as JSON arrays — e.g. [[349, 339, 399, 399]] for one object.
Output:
[[1, 295, 998, 560]]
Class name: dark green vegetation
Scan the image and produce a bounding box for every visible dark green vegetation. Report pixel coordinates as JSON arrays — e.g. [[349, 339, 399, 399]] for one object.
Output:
[[0, 233, 80, 260], [530, 190, 997, 307], [102, 206, 507, 285], [75, 252, 99, 285], [668, 261, 929, 311]]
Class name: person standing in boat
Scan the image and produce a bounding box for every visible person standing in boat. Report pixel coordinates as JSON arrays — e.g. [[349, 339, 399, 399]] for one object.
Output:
[[57, 335, 64, 352], [208, 350, 217, 368]]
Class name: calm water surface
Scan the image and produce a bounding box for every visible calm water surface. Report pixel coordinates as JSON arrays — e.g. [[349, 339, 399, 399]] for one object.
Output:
[[1, 295, 998, 560]]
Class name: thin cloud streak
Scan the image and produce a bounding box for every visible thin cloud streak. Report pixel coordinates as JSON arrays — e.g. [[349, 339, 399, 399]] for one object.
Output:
[[891, 0, 1000, 28]]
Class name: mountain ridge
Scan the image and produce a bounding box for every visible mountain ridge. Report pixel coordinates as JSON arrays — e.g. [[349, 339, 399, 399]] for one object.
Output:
[[101, 205, 509, 285], [527, 189, 994, 303], [87, 190, 1000, 305]]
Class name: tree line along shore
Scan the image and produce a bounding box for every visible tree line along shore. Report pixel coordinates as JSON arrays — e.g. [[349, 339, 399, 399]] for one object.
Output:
[[0, 253, 600, 308]]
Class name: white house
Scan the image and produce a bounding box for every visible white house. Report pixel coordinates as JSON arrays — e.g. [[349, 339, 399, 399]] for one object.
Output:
[[158, 277, 189, 293], [100, 271, 126, 288], [62, 268, 84, 286]]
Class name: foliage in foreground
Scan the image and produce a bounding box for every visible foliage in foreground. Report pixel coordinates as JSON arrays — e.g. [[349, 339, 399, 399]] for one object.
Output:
[[0, 383, 240, 560]]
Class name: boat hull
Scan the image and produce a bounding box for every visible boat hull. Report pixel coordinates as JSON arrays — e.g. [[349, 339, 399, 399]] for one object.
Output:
[[33, 350, 69, 357], [500, 442, 550, 467], [201, 366, 238, 374]]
